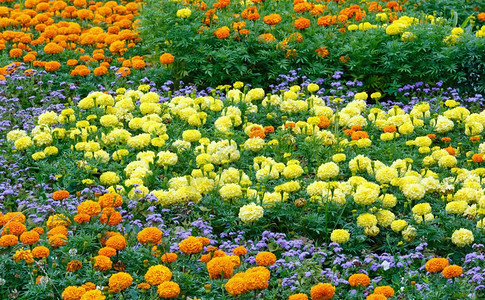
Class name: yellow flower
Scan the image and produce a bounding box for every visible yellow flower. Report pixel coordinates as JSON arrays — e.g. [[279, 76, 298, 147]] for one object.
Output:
[[239, 203, 264, 223], [330, 229, 350, 244], [451, 228, 474, 247]]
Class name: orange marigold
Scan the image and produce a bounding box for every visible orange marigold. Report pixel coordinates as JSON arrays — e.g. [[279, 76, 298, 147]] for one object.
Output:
[[62, 286, 86, 300], [9, 48, 23, 58], [45, 61, 61, 72], [384, 125, 397, 133], [160, 53, 174, 65], [472, 153, 484, 163], [178, 236, 203, 254], [145, 265, 172, 285], [441, 137, 451, 142], [44, 42, 64, 54], [1, 212, 25, 224], [478, 12, 485, 22], [137, 283, 151, 290], [225, 275, 247, 296], [53, 190, 70, 200], [93, 255, 112, 271], [348, 273, 370, 287], [49, 234, 68, 247], [32, 246, 49, 258], [289, 293, 308, 300], [442, 265, 463, 278], [207, 256, 235, 279], [2, 221, 27, 236], [0, 234, 19, 247], [444, 146, 456, 155], [74, 213, 91, 224], [20, 231, 40, 245], [310, 283, 335, 300], [98, 246, 117, 257], [157, 281, 180, 299], [470, 136, 480, 142], [77, 200, 101, 216], [233, 246, 247, 256], [366, 294, 387, 300], [214, 26, 230, 39], [137, 227, 163, 245], [99, 208, 122, 226], [106, 235, 127, 250], [108, 272, 133, 292], [374, 286, 394, 297], [351, 131, 369, 140], [294, 17, 311, 29], [263, 14, 282, 26], [255, 251, 277, 267], [161, 252, 178, 263], [67, 260, 83, 272], [315, 47, 329, 58]]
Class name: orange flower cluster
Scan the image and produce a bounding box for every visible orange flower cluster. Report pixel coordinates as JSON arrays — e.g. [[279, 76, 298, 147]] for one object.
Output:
[[0, 0, 142, 78], [310, 283, 335, 300], [225, 266, 271, 296]]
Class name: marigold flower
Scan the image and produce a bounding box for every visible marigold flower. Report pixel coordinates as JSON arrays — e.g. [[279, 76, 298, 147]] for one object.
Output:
[[374, 286, 394, 297], [108, 272, 133, 292], [160, 53, 174, 65], [225, 275, 247, 296], [62, 286, 86, 300], [315, 47, 329, 58], [310, 283, 335, 300], [255, 251, 277, 266], [442, 265, 463, 278], [20, 231, 40, 245], [198, 237, 210, 246], [80, 289, 105, 300], [161, 252, 178, 263], [145, 265, 172, 285], [98, 247, 117, 257], [288, 294, 308, 300], [49, 234, 68, 247], [44, 61, 61, 72], [74, 213, 91, 224], [99, 208, 122, 226], [348, 274, 370, 287], [472, 153, 484, 163], [2, 221, 27, 236], [233, 246, 247, 256], [77, 200, 101, 216], [137, 283, 151, 290], [67, 260, 83, 272], [13, 248, 34, 264], [105, 235, 127, 250], [137, 227, 163, 245], [47, 214, 71, 229], [178, 236, 203, 254], [295, 17, 311, 29], [93, 255, 112, 271], [207, 256, 236, 279], [366, 294, 387, 300], [53, 190, 70, 200], [263, 14, 282, 26], [214, 26, 230, 39], [32, 246, 50, 258], [157, 281, 180, 299]]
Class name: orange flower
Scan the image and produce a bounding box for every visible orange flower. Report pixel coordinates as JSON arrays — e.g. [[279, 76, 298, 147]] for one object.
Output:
[[132, 59, 146, 69], [44, 42, 64, 54], [106, 235, 127, 250], [444, 146, 456, 156], [258, 33, 276, 43], [425, 258, 449, 273], [263, 14, 282, 26], [98, 247, 117, 257], [310, 283, 335, 300], [318, 116, 330, 129], [441, 137, 451, 142], [348, 274, 370, 287], [9, 48, 23, 58], [66, 260, 83, 272], [294, 17, 311, 29], [315, 47, 329, 58], [44, 61, 61, 72], [48, 234, 68, 247], [317, 15, 336, 27], [442, 265, 463, 278], [160, 53, 174, 65], [289, 294, 308, 300], [77, 200, 101, 216], [427, 134, 436, 139], [232, 21, 246, 30], [264, 126, 274, 133], [108, 272, 133, 292], [0, 234, 18, 247], [249, 130, 266, 139], [53, 190, 70, 201], [473, 153, 484, 163], [241, 6, 259, 21], [366, 294, 386, 300], [74, 213, 91, 223], [470, 136, 480, 142], [20, 231, 40, 245], [179, 236, 203, 254], [32, 246, 49, 258], [93, 255, 112, 271], [23, 53, 36, 62], [232, 246, 247, 256], [198, 237, 210, 246], [161, 252, 178, 263], [99, 208, 122, 226], [2, 221, 27, 236], [116, 67, 130, 77], [351, 131, 369, 140], [478, 12, 485, 22], [214, 26, 230, 39], [67, 59, 78, 66], [255, 251, 276, 267], [93, 66, 108, 76], [137, 227, 163, 245], [374, 286, 394, 297], [207, 256, 236, 279]]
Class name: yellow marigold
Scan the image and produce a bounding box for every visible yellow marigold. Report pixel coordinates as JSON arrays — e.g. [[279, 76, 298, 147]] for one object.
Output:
[[32, 246, 49, 258], [145, 265, 172, 285], [53, 190, 70, 200], [47, 214, 71, 229], [20, 231, 40, 245], [98, 247, 117, 257], [105, 235, 127, 250], [255, 251, 277, 266], [310, 283, 335, 300], [98, 193, 123, 208], [157, 281, 180, 299], [348, 274, 370, 287], [13, 248, 34, 264], [451, 228, 474, 247], [225, 276, 247, 296], [108, 272, 133, 292], [233, 246, 247, 256], [442, 265, 463, 279], [288, 293, 308, 300], [49, 234, 68, 247], [330, 229, 350, 244], [138, 227, 163, 245], [77, 200, 101, 217], [425, 258, 449, 273], [178, 236, 203, 254], [374, 286, 394, 297], [62, 286, 86, 300], [207, 256, 235, 279], [93, 255, 112, 271], [161, 253, 178, 263]]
